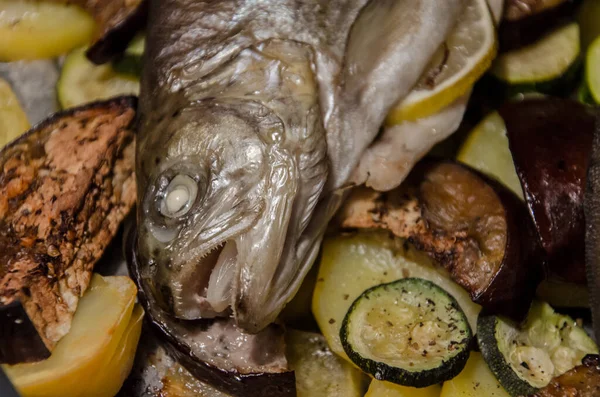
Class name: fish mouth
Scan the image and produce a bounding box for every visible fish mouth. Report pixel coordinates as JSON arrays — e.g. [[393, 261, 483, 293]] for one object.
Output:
[[170, 238, 239, 319]]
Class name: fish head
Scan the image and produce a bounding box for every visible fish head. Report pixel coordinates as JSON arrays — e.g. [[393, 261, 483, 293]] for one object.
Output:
[[136, 99, 301, 323]]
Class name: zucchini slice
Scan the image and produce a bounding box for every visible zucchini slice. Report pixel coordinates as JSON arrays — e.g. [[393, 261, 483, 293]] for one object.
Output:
[[477, 301, 598, 396], [340, 278, 472, 388], [490, 23, 581, 95], [312, 232, 481, 365], [285, 329, 366, 397], [58, 47, 139, 109]]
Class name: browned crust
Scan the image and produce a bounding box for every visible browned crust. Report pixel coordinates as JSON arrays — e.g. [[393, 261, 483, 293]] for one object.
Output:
[[0, 97, 137, 353], [528, 355, 600, 397]]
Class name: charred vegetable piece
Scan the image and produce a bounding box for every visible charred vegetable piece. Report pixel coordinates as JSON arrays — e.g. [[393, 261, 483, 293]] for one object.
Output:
[[500, 98, 596, 285], [366, 380, 441, 397], [312, 231, 481, 365], [286, 329, 366, 397], [492, 23, 581, 96], [0, 97, 137, 363], [0, 1, 95, 61], [340, 278, 472, 387], [3, 274, 143, 397], [338, 161, 542, 320], [58, 47, 139, 109], [126, 229, 296, 397], [0, 78, 29, 146], [112, 34, 145, 77], [47, 0, 148, 64], [477, 301, 598, 396], [440, 352, 510, 397], [527, 354, 600, 397], [499, 0, 582, 51]]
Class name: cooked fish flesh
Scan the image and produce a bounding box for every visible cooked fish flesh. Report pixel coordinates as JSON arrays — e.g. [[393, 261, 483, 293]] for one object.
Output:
[[0, 97, 137, 361], [137, 0, 468, 332]]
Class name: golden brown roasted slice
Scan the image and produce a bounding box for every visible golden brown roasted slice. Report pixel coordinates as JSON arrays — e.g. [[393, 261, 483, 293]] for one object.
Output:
[[0, 97, 137, 364], [527, 355, 600, 397]]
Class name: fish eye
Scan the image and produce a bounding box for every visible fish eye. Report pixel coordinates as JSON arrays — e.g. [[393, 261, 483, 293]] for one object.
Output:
[[160, 175, 198, 218]]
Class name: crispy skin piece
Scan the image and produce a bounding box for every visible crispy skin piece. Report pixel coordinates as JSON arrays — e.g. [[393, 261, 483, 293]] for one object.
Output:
[[337, 161, 542, 320], [527, 355, 600, 397], [0, 97, 137, 363]]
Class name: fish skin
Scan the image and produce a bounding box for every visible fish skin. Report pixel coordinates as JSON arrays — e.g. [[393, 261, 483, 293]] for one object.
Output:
[[137, 0, 467, 332], [585, 109, 600, 343]]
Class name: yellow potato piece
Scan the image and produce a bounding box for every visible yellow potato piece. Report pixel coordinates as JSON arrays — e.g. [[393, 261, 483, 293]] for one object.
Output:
[[440, 352, 510, 397], [86, 304, 144, 397], [0, 78, 29, 146], [366, 380, 441, 397], [0, 0, 95, 61], [4, 274, 137, 397]]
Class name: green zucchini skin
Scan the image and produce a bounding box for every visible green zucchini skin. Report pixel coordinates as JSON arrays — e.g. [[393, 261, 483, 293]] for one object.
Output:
[[340, 278, 472, 388], [477, 315, 538, 397]]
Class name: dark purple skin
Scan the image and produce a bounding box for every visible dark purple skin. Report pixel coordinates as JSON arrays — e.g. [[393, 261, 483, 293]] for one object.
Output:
[[86, 1, 148, 64], [498, 0, 582, 52], [0, 301, 50, 365], [500, 98, 596, 285], [125, 227, 296, 397]]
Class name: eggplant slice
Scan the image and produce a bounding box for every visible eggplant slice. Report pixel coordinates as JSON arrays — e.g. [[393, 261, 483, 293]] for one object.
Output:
[[126, 227, 295, 397], [337, 160, 542, 320], [527, 354, 600, 397], [500, 98, 596, 285], [0, 97, 137, 364], [499, 0, 582, 51]]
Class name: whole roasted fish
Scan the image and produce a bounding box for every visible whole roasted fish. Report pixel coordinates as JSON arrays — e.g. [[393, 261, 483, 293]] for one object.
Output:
[[135, 0, 469, 333]]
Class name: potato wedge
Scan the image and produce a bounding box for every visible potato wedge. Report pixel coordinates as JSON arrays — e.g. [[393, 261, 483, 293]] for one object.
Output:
[[366, 380, 441, 397], [4, 274, 137, 397], [0, 78, 29, 146], [440, 352, 509, 397], [0, 1, 95, 61]]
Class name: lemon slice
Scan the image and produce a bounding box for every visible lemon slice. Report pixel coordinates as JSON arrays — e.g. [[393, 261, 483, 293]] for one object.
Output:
[[0, 78, 29, 147], [386, 0, 496, 124], [586, 36, 600, 104], [456, 112, 524, 199]]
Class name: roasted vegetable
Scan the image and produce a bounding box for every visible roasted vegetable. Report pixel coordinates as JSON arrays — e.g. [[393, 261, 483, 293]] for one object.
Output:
[[527, 354, 600, 397], [3, 274, 143, 397], [366, 380, 441, 397], [477, 301, 598, 396], [0, 1, 95, 61], [338, 161, 542, 320], [0, 78, 29, 146], [440, 352, 510, 397], [126, 228, 296, 397], [286, 329, 366, 397], [499, 0, 582, 51], [312, 231, 481, 364], [58, 47, 140, 109], [340, 278, 472, 387], [112, 34, 145, 77], [0, 97, 137, 363], [500, 98, 596, 285], [491, 23, 582, 96]]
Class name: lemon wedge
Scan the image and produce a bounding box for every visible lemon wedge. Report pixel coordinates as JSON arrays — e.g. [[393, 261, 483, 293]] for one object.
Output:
[[386, 0, 496, 124], [456, 112, 524, 199], [0, 78, 29, 147], [586, 36, 600, 104]]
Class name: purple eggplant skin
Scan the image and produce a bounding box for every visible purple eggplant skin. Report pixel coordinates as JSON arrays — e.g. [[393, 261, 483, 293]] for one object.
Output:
[[125, 227, 296, 397], [416, 160, 544, 321], [584, 109, 600, 345], [500, 98, 596, 285], [86, 0, 148, 64], [498, 0, 582, 52], [0, 301, 50, 365]]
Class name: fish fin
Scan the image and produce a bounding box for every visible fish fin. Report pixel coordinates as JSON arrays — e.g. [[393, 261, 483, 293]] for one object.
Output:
[[585, 108, 600, 344]]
